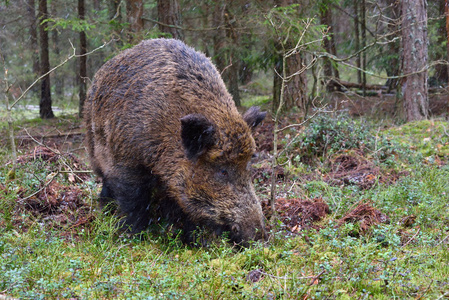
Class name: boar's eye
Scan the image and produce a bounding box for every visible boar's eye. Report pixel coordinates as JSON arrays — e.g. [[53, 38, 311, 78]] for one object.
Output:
[[219, 169, 229, 177], [216, 168, 230, 182]]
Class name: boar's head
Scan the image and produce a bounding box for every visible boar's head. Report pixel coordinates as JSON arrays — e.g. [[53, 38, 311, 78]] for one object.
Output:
[[177, 106, 267, 246]]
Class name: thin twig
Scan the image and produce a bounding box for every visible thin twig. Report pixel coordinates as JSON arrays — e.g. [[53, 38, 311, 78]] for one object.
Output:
[[436, 291, 449, 300], [18, 171, 59, 203], [308, 270, 325, 286], [256, 270, 325, 282], [401, 227, 420, 248], [276, 108, 323, 133], [442, 124, 449, 138], [416, 279, 434, 300], [15, 131, 83, 140], [23, 128, 61, 155], [436, 233, 449, 247]]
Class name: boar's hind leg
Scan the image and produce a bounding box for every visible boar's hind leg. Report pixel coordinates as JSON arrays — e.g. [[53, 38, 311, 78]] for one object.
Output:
[[101, 171, 157, 233]]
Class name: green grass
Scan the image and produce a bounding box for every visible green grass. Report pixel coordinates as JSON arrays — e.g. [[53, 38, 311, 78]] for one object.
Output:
[[384, 120, 449, 158], [0, 116, 448, 299]]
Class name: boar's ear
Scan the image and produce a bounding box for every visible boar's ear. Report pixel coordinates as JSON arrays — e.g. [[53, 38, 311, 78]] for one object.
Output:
[[181, 114, 216, 161], [243, 106, 267, 129]]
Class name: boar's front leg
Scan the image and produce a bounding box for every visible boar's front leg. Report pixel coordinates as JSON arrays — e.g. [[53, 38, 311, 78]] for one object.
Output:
[[100, 168, 156, 233]]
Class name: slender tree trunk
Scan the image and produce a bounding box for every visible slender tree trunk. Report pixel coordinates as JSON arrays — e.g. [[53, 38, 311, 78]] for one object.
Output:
[[93, 0, 100, 11], [213, 1, 226, 71], [272, 56, 282, 112], [239, 4, 254, 85], [385, 0, 400, 93], [79, 0, 87, 118], [320, 2, 340, 92], [38, 0, 54, 119], [401, 0, 429, 121], [321, 6, 333, 92], [157, 0, 183, 40], [127, 0, 144, 42], [433, 0, 448, 85], [361, 0, 367, 96], [27, 0, 39, 94], [201, 3, 210, 57], [444, 0, 449, 86], [52, 5, 63, 98], [354, 0, 361, 84], [109, 0, 123, 47], [444, 0, 449, 119], [223, 7, 241, 107], [213, 1, 241, 106]]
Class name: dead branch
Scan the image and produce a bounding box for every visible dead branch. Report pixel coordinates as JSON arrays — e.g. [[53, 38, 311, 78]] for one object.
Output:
[[15, 131, 83, 140]]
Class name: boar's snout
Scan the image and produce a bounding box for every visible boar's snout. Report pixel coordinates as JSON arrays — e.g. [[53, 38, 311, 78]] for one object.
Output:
[[229, 218, 267, 247]]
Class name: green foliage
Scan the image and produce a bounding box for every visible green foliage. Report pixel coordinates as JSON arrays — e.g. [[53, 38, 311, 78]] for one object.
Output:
[[284, 113, 434, 170], [45, 18, 96, 33], [298, 113, 374, 158]]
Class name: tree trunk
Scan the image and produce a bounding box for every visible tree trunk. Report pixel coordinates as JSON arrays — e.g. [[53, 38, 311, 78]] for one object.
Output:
[[157, 0, 183, 40], [354, 0, 361, 84], [445, 0, 449, 117], [110, 0, 121, 20], [109, 0, 123, 47], [401, 0, 429, 121], [93, 0, 100, 11], [361, 0, 367, 96], [385, 0, 400, 93], [223, 7, 241, 107], [320, 2, 340, 92], [78, 0, 87, 118], [434, 0, 449, 85], [212, 1, 241, 107], [272, 0, 307, 112], [27, 0, 40, 95], [272, 57, 282, 113], [52, 4, 63, 98], [213, 1, 226, 72], [38, 0, 54, 119], [285, 51, 307, 111], [127, 0, 144, 42]]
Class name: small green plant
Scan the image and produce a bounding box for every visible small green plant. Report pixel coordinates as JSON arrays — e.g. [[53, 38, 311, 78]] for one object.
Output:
[[298, 113, 374, 159]]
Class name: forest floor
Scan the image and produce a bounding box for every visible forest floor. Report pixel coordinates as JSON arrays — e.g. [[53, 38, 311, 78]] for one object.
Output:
[[0, 92, 448, 299]]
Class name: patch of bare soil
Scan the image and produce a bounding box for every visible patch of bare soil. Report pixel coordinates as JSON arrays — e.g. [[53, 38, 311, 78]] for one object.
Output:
[[337, 202, 389, 233], [263, 198, 330, 233]]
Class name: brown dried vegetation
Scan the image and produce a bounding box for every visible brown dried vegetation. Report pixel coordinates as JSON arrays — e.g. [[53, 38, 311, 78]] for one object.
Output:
[[337, 202, 390, 234], [5, 146, 94, 237]]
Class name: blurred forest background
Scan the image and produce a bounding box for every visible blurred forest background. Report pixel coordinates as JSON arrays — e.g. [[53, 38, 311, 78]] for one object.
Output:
[[0, 0, 448, 123]]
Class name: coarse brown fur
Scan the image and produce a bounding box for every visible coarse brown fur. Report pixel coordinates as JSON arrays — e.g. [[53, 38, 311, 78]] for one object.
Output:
[[84, 38, 267, 246]]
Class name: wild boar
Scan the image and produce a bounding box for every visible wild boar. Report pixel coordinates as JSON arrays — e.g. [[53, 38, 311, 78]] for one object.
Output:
[[84, 38, 267, 246]]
